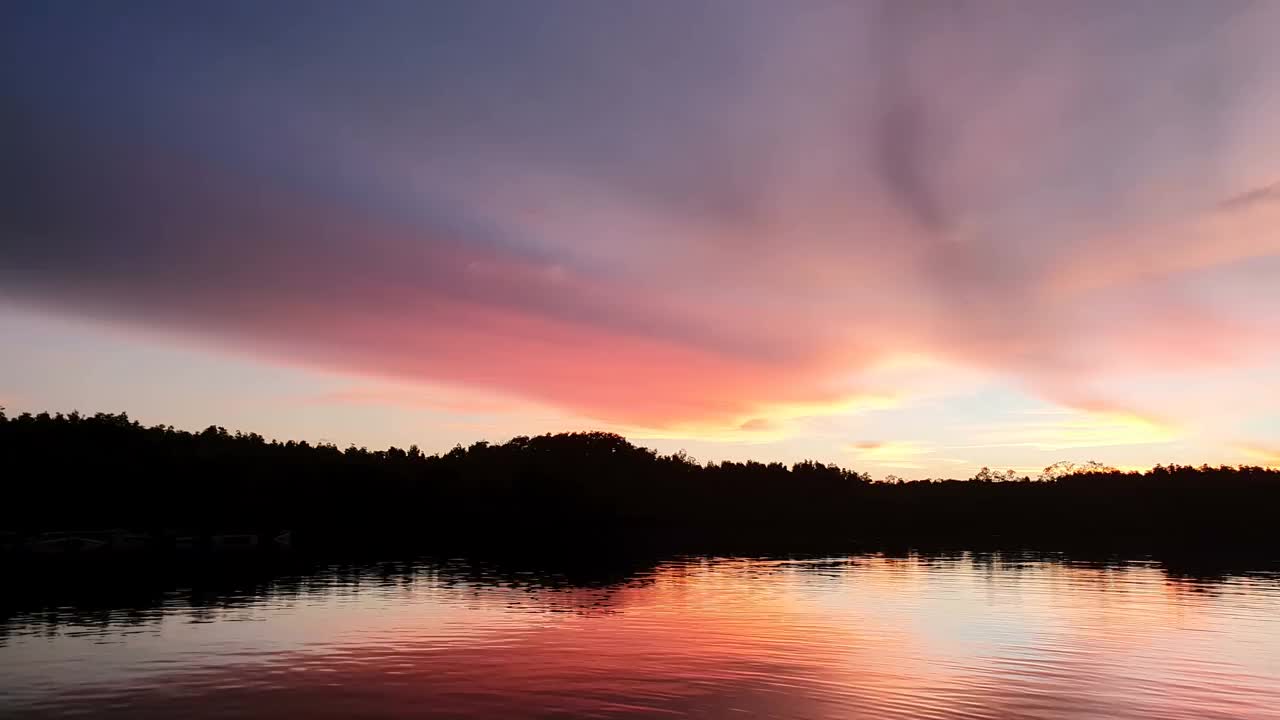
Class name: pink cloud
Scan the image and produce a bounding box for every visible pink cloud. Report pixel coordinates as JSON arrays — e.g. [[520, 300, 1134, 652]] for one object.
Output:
[[4, 2, 1280, 439]]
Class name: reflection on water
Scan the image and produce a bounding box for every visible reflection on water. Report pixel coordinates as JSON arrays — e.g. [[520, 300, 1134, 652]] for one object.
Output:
[[2, 552, 1279, 719]]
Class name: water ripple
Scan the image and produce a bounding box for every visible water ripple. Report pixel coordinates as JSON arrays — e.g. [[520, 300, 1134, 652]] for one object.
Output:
[[2, 552, 1279, 719]]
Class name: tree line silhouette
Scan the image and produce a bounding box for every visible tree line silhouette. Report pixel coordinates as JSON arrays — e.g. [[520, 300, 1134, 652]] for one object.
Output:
[[2, 409, 1277, 551]]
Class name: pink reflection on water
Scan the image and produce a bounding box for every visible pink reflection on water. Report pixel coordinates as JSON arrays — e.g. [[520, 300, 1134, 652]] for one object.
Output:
[[2, 554, 1279, 719]]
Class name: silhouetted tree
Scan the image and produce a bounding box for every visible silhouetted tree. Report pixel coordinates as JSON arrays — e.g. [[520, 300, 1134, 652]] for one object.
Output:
[[1, 410, 1277, 551]]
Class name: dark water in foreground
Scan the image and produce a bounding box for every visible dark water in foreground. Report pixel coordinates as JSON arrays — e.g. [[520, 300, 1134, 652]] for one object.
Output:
[[2, 553, 1279, 719]]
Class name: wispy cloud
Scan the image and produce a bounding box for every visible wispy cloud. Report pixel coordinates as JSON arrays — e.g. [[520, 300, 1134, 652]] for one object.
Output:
[[960, 410, 1177, 452], [1236, 445, 1280, 467], [849, 441, 936, 469], [303, 385, 555, 418]]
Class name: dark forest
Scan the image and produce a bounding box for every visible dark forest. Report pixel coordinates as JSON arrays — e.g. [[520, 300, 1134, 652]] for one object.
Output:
[[3, 409, 1277, 552]]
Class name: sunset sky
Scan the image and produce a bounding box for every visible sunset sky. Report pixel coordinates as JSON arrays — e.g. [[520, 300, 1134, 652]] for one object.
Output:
[[2, 1, 1278, 478]]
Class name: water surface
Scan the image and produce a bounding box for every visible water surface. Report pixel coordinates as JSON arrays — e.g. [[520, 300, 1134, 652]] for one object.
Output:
[[2, 552, 1279, 719]]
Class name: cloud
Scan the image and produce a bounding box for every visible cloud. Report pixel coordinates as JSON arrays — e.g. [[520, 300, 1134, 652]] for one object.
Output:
[[961, 410, 1178, 452], [2, 1, 1279, 436], [303, 385, 556, 419], [849, 441, 935, 469], [738, 418, 775, 433], [1044, 181, 1280, 300], [1236, 445, 1280, 468]]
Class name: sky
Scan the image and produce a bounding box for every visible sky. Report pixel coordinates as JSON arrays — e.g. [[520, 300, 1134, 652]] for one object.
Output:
[[2, 1, 1278, 478]]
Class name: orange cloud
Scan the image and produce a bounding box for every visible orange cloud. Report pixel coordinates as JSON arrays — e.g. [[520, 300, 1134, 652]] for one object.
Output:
[[1237, 445, 1280, 468], [849, 441, 936, 469]]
